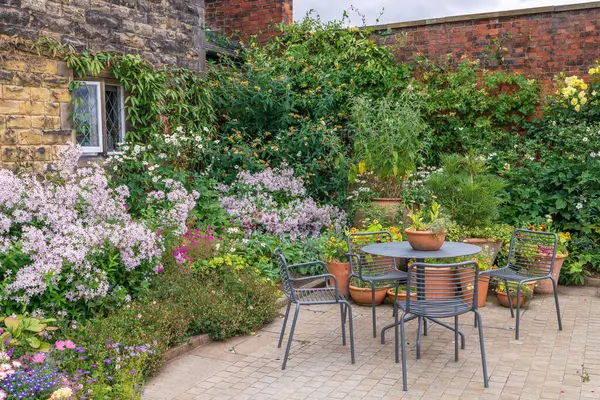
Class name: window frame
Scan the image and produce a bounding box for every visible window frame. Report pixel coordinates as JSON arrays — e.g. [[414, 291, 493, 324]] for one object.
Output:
[[105, 84, 126, 156], [73, 80, 104, 154], [73, 78, 127, 156]]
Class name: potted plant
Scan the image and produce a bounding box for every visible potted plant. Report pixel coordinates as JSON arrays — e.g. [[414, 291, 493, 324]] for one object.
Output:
[[495, 281, 533, 308], [469, 251, 496, 307], [530, 220, 571, 294], [386, 285, 417, 303], [349, 92, 428, 222], [321, 234, 351, 297], [427, 153, 507, 260], [405, 201, 453, 251], [348, 278, 390, 306]]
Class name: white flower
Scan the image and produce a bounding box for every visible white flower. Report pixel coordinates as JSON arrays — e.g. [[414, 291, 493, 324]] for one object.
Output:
[[230, 247, 236, 252], [260, 243, 265, 247], [591, 152, 597, 158], [215, 243, 221, 251], [203, 127, 209, 132], [576, 203, 583, 209], [583, 137, 589, 142]]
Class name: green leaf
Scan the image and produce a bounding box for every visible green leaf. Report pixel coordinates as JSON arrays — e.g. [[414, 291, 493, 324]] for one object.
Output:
[[26, 336, 41, 349]]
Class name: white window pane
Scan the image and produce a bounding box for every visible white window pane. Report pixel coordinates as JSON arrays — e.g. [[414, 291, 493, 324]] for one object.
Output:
[[74, 82, 101, 151]]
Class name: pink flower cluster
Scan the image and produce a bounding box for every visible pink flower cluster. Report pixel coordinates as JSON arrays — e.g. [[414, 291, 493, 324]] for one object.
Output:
[[146, 179, 199, 236], [0, 144, 164, 305]]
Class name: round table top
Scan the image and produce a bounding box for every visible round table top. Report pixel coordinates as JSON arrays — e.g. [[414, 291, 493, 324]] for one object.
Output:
[[360, 241, 482, 259]]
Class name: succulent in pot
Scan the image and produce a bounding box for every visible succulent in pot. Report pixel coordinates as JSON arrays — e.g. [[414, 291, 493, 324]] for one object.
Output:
[[404, 202, 453, 251]]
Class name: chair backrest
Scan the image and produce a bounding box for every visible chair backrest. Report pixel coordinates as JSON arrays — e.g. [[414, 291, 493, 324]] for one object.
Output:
[[347, 231, 397, 279], [274, 248, 295, 301], [506, 229, 558, 277], [404, 261, 479, 317]]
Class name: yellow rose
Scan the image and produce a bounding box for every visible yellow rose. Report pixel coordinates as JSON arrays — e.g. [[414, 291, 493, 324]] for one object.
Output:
[[571, 97, 578, 105], [575, 104, 581, 112], [581, 97, 588, 105]]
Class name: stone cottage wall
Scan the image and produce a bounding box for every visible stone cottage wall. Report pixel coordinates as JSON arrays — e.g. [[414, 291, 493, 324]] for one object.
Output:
[[0, 0, 206, 169], [377, 2, 600, 82]]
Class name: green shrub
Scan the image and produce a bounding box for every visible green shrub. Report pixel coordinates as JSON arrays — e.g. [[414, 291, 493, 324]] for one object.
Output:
[[428, 153, 506, 232]]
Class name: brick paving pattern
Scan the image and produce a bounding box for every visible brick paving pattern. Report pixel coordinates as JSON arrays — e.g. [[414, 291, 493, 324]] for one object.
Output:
[[144, 286, 600, 400]]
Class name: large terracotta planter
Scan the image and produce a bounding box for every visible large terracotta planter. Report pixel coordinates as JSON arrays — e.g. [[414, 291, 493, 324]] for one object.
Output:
[[535, 253, 568, 294], [405, 228, 447, 251], [463, 238, 503, 263], [386, 288, 417, 303], [349, 285, 389, 306], [477, 275, 490, 307], [423, 267, 454, 300], [496, 291, 526, 308], [327, 261, 351, 297]]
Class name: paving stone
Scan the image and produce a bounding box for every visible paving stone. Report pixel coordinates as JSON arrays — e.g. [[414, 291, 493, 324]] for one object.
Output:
[[144, 286, 600, 400]]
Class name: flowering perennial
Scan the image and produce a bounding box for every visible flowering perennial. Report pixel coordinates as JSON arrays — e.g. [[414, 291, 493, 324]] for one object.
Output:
[[0, 144, 195, 310], [219, 168, 346, 239]]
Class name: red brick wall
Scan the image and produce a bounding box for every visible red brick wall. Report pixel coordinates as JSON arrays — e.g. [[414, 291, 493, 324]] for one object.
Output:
[[379, 3, 600, 82], [205, 0, 293, 41]]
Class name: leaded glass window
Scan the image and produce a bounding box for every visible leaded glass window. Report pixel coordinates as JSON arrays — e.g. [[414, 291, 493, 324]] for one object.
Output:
[[105, 85, 124, 153]]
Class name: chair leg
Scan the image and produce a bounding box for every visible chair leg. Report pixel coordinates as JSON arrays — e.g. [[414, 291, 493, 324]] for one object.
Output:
[[515, 283, 521, 340], [278, 302, 292, 348], [474, 310, 489, 388], [371, 282, 377, 338], [454, 315, 459, 362], [423, 317, 428, 336], [400, 312, 408, 392], [340, 303, 346, 346], [551, 277, 563, 331], [505, 279, 515, 318], [416, 316, 423, 360], [346, 302, 355, 364], [282, 303, 300, 370], [394, 302, 399, 363]]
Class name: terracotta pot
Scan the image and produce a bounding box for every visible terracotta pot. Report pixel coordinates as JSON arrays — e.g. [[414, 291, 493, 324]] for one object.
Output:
[[535, 253, 568, 294], [386, 288, 417, 303], [495, 291, 526, 308], [463, 238, 503, 263], [371, 197, 401, 220], [405, 228, 447, 251], [424, 267, 454, 300], [349, 284, 389, 306], [327, 261, 351, 297], [477, 275, 490, 308]]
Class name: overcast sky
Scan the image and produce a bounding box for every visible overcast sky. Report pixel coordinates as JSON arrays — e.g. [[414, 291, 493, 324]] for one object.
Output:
[[293, 0, 588, 25]]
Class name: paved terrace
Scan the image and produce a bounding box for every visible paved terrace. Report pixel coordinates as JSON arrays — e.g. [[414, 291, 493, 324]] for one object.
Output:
[[144, 286, 600, 400]]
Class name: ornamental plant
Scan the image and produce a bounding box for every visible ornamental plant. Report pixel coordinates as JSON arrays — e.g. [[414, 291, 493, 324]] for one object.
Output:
[[0, 315, 57, 356], [349, 92, 428, 197], [0, 144, 196, 317], [427, 153, 506, 234], [218, 168, 346, 240], [406, 202, 453, 236], [321, 234, 348, 263]]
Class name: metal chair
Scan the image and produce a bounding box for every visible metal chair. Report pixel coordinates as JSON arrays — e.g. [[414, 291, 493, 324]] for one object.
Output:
[[481, 229, 562, 340], [273, 248, 355, 370], [347, 231, 408, 338], [395, 261, 489, 391]]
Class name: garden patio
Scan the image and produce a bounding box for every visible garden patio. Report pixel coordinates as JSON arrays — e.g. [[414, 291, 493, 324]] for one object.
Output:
[[2, 5, 600, 400], [144, 286, 600, 400]]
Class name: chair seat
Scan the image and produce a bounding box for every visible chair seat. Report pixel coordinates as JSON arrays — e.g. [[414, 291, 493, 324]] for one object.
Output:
[[485, 268, 543, 282], [361, 270, 408, 282], [398, 298, 472, 318], [294, 287, 342, 304]]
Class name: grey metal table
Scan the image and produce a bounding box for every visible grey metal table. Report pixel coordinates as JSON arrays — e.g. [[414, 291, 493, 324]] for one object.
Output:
[[360, 241, 482, 345]]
